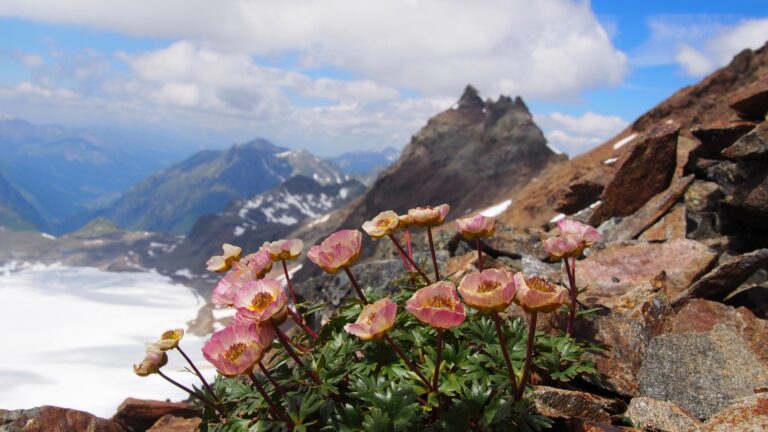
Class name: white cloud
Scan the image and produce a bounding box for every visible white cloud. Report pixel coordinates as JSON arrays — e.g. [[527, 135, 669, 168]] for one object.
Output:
[[637, 15, 768, 76], [536, 111, 629, 156], [0, 0, 626, 99]]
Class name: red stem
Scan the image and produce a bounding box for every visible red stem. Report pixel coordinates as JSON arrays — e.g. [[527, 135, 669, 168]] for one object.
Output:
[[491, 312, 518, 391], [176, 346, 216, 401], [272, 322, 322, 385], [383, 334, 434, 391], [157, 370, 224, 416], [516, 311, 538, 400], [475, 238, 484, 271], [427, 227, 440, 281], [259, 361, 288, 399], [563, 257, 577, 335], [343, 267, 369, 304], [281, 259, 299, 307], [287, 307, 318, 340], [388, 233, 431, 284], [248, 370, 295, 428]]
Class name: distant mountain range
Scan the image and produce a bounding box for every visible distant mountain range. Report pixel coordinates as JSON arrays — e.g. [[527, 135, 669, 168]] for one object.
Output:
[[0, 172, 48, 231], [0, 118, 182, 233], [331, 147, 400, 185]]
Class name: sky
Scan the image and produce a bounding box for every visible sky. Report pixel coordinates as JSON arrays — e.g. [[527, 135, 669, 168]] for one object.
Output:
[[0, 1, 767, 157]]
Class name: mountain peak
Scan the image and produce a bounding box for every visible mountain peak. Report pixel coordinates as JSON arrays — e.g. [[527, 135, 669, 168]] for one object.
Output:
[[457, 84, 484, 110]]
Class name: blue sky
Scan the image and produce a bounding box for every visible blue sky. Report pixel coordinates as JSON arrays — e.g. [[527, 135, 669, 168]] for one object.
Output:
[[0, 1, 766, 156]]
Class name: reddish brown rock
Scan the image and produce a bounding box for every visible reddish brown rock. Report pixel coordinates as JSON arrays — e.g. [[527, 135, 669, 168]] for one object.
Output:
[[685, 180, 723, 213], [626, 397, 702, 432], [690, 121, 756, 158], [147, 414, 202, 432], [555, 179, 604, 215], [112, 398, 199, 432], [0, 406, 124, 432], [577, 239, 717, 306], [701, 394, 768, 431], [722, 120, 768, 159], [529, 386, 624, 423], [589, 126, 678, 226], [638, 203, 686, 242], [728, 75, 768, 120], [444, 252, 507, 283], [460, 223, 548, 261], [676, 134, 700, 177], [603, 174, 693, 242], [553, 418, 628, 432], [671, 248, 768, 306]]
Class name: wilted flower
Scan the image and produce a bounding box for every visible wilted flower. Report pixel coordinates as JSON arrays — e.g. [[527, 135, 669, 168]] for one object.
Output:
[[543, 219, 602, 260], [456, 215, 496, 240], [133, 343, 168, 377], [514, 273, 568, 313], [234, 278, 288, 323], [406, 281, 466, 329], [202, 323, 275, 376], [458, 268, 517, 313], [407, 204, 450, 227], [212, 249, 274, 307], [307, 229, 363, 274], [362, 210, 400, 239], [344, 298, 398, 340], [262, 239, 304, 261], [206, 243, 243, 272], [155, 328, 184, 351]]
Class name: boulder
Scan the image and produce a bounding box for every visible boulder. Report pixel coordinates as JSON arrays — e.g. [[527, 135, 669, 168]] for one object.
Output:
[[690, 122, 756, 159], [626, 397, 702, 432], [701, 393, 768, 431], [112, 398, 199, 432], [589, 126, 678, 226], [722, 121, 768, 159], [577, 239, 717, 306], [450, 223, 548, 261], [0, 406, 124, 432], [704, 159, 768, 231], [725, 283, 768, 319], [147, 414, 202, 432], [638, 203, 686, 242], [555, 180, 604, 215], [638, 324, 768, 419], [727, 75, 768, 120], [671, 248, 768, 306], [529, 386, 624, 423]]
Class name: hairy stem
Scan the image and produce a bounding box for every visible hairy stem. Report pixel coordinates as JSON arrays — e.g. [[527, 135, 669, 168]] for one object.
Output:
[[516, 310, 538, 400], [427, 227, 440, 281], [475, 238, 484, 271], [388, 233, 431, 284], [343, 267, 369, 304], [564, 256, 577, 335], [287, 307, 318, 340], [248, 371, 295, 428], [383, 334, 433, 391], [432, 329, 444, 392], [272, 322, 322, 386], [491, 312, 518, 391], [176, 346, 216, 401], [281, 259, 299, 307], [259, 360, 288, 399], [157, 370, 224, 416]]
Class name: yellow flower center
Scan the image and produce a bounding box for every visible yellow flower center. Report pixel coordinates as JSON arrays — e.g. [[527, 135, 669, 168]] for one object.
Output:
[[426, 294, 454, 310], [376, 218, 393, 228], [477, 280, 501, 293], [250, 292, 275, 312], [525, 276, 555, 293], [365, 312, 377, 324], [224, 342, 247, 361], [161, 329, 181, 340]]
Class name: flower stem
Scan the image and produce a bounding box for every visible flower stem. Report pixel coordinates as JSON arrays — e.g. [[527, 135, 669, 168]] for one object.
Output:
[[248, 370, 295, 429], [287, 307, 318, 340], [343, 267, 369, 304], [475, 238, 484, 271], [272, 322, 322, 385], [175, 346, 216, 401], [388, 233, 431, 284], [516, 310, 538, 400], [259, 361, 288, 399], [563, 256, 578, 336], [427, 226, 440, 281], [432, 329, 444, 392], [382, 334, 433, 391], [281, 259, 299, 308], [491, 312, 518, 391], [157, 370, 224, 416]]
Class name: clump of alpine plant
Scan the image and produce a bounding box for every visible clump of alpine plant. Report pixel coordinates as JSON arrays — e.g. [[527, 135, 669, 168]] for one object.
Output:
[[135, 204, 600, 431]]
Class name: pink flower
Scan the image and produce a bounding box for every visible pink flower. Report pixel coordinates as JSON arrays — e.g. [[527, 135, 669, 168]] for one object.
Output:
[[307, 229, 363, 274], [513, 273, 568, 313], [212, 249, 274, 307], [398, 214, 413, 228], [206, 243, 242, 272], [262, 239, 304, 261], [133, 343, 168, 376], [362, 210, 400, 239], [155, 328, 184, 351], [202, 323, 275, 376], [543, 219, 602, 260], [458, 269, 517, 313], [344, 298, 398, 340], [407, 204, 450, 227], [456, 215, 496, 240], [406, 281, 466, 329], [234, 278, 288, 324]]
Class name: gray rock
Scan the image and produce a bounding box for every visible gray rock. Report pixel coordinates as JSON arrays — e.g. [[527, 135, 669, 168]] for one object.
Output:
[[638, 325, 768, 419], [529, 386, 625, 423], [626, 397, 702, 432]]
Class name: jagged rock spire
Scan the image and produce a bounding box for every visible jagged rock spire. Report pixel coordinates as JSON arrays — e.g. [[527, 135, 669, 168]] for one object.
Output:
[[457, 84, 484, 110]]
